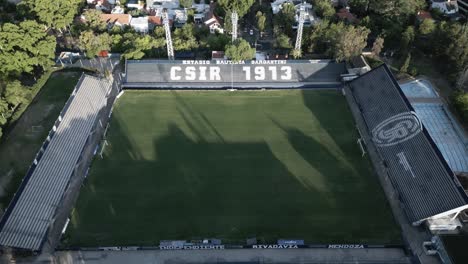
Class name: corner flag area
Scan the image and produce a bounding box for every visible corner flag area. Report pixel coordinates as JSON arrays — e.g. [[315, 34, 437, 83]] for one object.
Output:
[[63, 90, 400, 247]]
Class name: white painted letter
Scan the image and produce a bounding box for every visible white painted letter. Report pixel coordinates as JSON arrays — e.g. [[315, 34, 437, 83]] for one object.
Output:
[[170, 66, 182, 80], [186, 66, 196, 81], [210, 67, 221, 80], [243, 66, 251, 81], [268, 66, 277, 80], [255, 67, 265, 80], [199, 66, 207, 81], [280, 66, 292, 80]]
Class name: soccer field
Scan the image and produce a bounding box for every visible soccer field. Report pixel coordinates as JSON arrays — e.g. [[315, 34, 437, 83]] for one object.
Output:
[[64, 90, 400, 247]]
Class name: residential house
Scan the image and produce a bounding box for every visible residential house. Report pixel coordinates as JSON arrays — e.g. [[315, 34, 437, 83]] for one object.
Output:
[[88, 0, 116, 4], [154, 7, 188, 27], [204, 2, 223, 34], [293, 2, 317, 28], [271, 0, 294, 15], [431, 0, 459, 15], [212, 51, 226, 61], [192, 3, 210, 14], [127, 0, 145, 10], [111, 5, 125, 14], [271, 1, 317, 28], [416, 11, 434, 22], [147, 0, 180, 13], [336, 7, 358, 24], [100, 13, 132, 29], [173, 9, 188, 27], [130, 16, 149, 33], [193, 3, 210, 24], [95, 0, 113, 12], [457, 0, 468, 15], [148, 15, 173, 30]]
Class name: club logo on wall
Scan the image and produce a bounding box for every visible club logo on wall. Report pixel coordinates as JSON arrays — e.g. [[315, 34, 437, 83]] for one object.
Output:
[[372, 112, 422, 147]]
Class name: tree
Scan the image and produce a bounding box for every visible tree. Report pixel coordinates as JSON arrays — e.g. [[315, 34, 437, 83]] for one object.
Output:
[[3, 81, 28, 111], [372, 36, 384, 56], [82, 9, 107, 32], [456, 67, 468, 90], [180, 0, 193, 8], [334, 25, 370, 62], [400, 53, 411, 73], [225, 39, 255, 61], [368, 0, 425, 47], [452, 90, 468, 122], [291, 49, 302, 59], [419, 19, 435, 35], [204, 34, 230, 51], [275, 33, 292, 49], [307, 20, 331, 54], [173, 24, 198, 51], [256, 11, 266, 32], [0, 20, 56, 77], [307, 21, 369, 62], [313, 0, 335, 19], [369, 0, 425, 18], [123, 35, 166, 59], [21, 0, 82, 30], [274, 2, 295, 37], [445, 24, 468, 74], [79, 31, 112, 58], [400, 26, 415, 54], [218, 0, 255, 18], [0, 97, 11, 139], [349, 0, 369, 16]]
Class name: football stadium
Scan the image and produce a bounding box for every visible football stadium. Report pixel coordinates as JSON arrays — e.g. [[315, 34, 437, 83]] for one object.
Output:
[[0, 60, 467, 262]]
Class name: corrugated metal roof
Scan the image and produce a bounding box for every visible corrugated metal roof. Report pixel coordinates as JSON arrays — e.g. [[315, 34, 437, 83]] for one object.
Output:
[[0, 75, 112, 251], [412, 103, 468, 173], [348, 65, 468, 223]]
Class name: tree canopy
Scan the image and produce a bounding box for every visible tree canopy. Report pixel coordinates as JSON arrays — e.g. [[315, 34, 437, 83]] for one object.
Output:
[[275, 33, 292, 49], [308, 21, 370, 62], [0, 20, 56, 77], [256, 11, 266, 32], [313, 0, 335, 19], [218, 0, 255, 18], [79, 31, 112, 58], [21, 0, 82, 30], [418, 19, 435, 35], [225, 39, 255, 61], [82, 9, 107, 32], [180, 0, 193, 8], [173, 24, 198, 51]]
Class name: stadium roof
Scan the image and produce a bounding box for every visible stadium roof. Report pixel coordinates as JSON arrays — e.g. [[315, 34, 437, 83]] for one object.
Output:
[[347, 65, 468, 224], [0, 75, 112, 251]]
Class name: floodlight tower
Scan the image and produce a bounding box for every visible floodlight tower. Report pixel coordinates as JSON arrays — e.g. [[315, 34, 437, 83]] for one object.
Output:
[[163, 10, 174, 60], [294, 3, 306, 52], [231, 11, 238, 42]]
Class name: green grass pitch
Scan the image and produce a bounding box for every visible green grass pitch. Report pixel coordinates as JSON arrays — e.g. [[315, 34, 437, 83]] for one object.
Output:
[[64, 90, 401, 246]]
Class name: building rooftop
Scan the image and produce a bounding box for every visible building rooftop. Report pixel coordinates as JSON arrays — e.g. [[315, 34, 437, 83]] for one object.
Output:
[[347, 64, 468, 224]]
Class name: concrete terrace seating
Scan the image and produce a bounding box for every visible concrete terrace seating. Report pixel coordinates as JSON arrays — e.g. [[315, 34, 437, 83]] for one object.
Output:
[[0, 75, 112, 251]]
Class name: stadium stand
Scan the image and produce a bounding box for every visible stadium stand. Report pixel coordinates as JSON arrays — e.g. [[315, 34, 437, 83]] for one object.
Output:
[[123, 60, 346, 88], [347, 65, 468, 225], [0, 75, 112, 251]]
